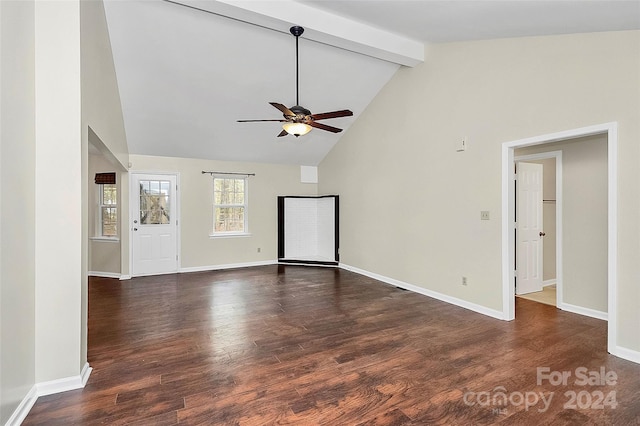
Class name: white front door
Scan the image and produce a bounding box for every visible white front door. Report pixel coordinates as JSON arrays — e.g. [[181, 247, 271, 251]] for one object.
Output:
[[131, 173, 178, 276], [516, 162, 544, 295]]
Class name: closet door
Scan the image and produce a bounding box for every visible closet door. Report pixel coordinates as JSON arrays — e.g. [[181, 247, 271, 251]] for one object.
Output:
[[278, 195, 339, 265]]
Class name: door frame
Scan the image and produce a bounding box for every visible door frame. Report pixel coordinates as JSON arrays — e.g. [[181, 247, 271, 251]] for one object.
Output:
[[514, 151, 563, 304], [129, 171, 181, 276], [501, 122, 617, 355]]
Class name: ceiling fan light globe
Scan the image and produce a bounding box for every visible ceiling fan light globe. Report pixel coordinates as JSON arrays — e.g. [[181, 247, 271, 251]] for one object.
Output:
[[283, 122, 312, 137]]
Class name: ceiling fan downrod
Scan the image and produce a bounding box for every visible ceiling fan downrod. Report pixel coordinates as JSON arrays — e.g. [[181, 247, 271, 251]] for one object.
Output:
[[290, 26, 304, 108]]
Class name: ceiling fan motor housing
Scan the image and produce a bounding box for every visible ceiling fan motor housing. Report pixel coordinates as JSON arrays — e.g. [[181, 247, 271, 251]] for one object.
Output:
[[289, 105, 312, 119]]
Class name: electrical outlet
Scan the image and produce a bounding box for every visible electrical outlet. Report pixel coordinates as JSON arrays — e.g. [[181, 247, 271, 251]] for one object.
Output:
[[480, 211, 490, 220], [462, 276, 468, 286], [456, 137, 467, 152]]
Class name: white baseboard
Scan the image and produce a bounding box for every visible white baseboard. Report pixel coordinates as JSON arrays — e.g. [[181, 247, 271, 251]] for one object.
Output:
[[179, 260, 277, 274], [5, 363, 92, 425], [88, 271, 121, 279], [37, 362, 92, 397], [613, 345, 640, 364], [278, 261, 338, 268], [340, 263, 505, 320], [5, 385, 38, 426], [542, 279, 557, 287], [130, 260, 277, 278], [558, 302, 608, 321]]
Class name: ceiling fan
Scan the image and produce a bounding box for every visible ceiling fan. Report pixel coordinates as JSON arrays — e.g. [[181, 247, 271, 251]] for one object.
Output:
[[237, 26, 353, 137]]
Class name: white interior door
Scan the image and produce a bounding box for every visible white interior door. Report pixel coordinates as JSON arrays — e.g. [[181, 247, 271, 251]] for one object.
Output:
[[132, 173, 178, 276], [516, 162, 544, 295]]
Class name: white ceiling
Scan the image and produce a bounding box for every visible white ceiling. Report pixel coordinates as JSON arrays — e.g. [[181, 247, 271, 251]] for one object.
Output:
[[104, 0, 640, 166], [300, 0, 640, 43]]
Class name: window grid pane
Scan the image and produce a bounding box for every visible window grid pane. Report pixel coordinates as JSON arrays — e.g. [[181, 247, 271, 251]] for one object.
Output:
[[215, 207, 245, 232], [102, 184, 117, 205], [139, 180, 171, 225], [101, 207, 117, 236]]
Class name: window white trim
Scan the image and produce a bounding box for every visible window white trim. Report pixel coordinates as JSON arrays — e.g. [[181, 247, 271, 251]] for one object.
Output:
[[89, 236, 120, 242], [209, 232, 252, 239]]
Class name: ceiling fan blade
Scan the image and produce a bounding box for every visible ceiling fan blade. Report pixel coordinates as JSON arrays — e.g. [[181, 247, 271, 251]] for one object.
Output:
[[309, 121, 343, 133], [269, 102, 295, 117], [277, 129, 289, 137], [237, 119, 287, 122], [310, 109, 353, 121]]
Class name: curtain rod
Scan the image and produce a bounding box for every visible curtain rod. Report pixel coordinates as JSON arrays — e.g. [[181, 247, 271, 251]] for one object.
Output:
[[201, 171, 255, 177]]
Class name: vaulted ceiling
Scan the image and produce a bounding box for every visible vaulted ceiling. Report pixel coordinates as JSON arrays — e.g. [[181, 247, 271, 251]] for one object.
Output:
[[104, 0, 640, 166]]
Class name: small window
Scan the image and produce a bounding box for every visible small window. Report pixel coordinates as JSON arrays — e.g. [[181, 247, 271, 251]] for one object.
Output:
[[139, 180, 171, 225], [212, 177, 247, 235], [99, 184, 117, 237]]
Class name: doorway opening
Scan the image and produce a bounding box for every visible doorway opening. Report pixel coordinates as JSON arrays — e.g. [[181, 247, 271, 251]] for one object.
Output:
[[501, 122, 617, 355]]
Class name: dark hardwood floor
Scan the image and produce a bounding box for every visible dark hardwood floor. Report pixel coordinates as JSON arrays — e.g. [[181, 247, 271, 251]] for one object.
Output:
[[24, 265, 640, 425]]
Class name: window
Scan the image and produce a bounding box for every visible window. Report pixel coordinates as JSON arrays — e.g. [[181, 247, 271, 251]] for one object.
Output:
[[212, 177, 247, 235], [99, 184, 117, 237], [139, 180, 171, 224]]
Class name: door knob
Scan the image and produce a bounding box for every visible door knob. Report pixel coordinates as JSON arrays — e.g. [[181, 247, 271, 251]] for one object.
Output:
[[539, 231, 546, 237]]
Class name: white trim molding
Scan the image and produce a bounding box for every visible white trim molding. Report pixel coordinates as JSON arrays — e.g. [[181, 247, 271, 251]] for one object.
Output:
[[37, 362, 92, 397], [340, 263, 504, 320], [5, 386, 38, 426], [88, 271, 121, 279], [5, 363, 92, 425], [614, 346, 640, 364], [89, 236, 119, 242], [558, 302, 607, 321], [208, 232, 252, 239], [179, 260, 277, 274]]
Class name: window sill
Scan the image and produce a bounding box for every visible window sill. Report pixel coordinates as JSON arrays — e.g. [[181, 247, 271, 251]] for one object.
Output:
[[209, 232, 252, 239], [90, 236, 120, 242]]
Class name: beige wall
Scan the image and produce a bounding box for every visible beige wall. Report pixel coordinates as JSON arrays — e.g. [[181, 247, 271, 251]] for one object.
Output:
[[1, 1, 131, 419], [82, 0, 131, 280], [0, 1, 37, 422], [81, 0, 130, 365], [81, 1, 129, 171], [34, 0, 84, 383], [517, 134, 608, 313], [129, 155, 318, 269], [319, 31, 640, 352]]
